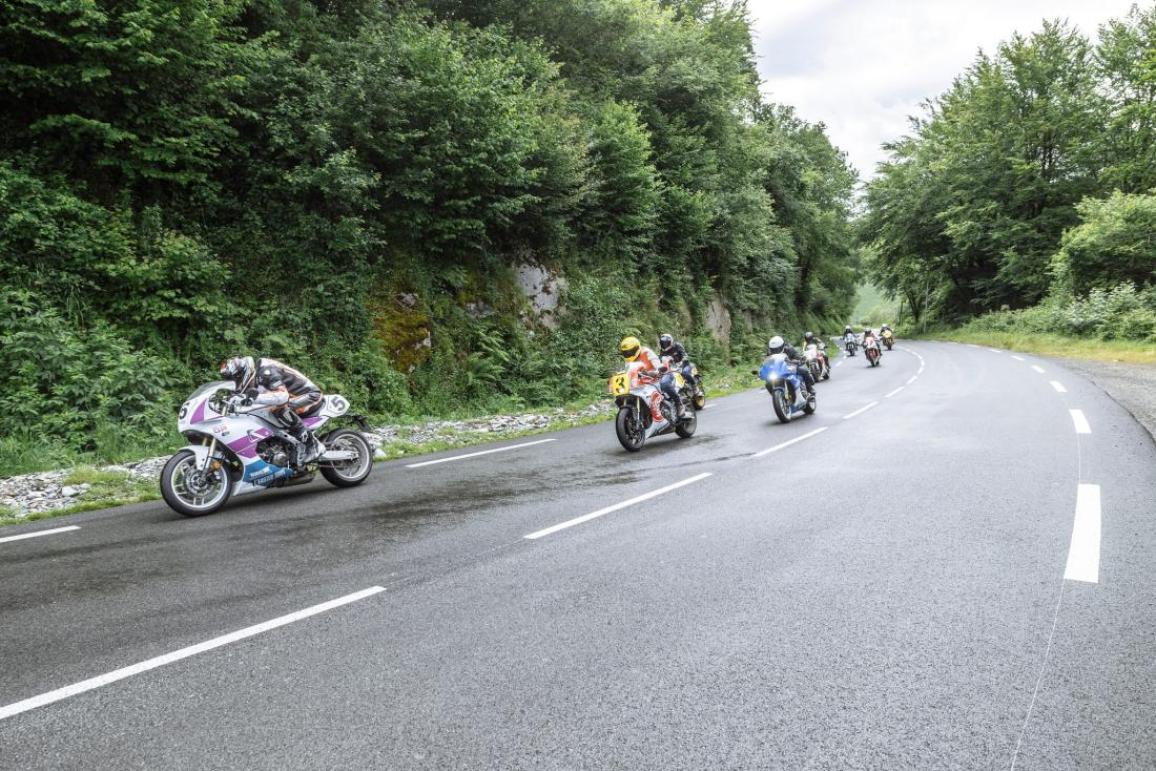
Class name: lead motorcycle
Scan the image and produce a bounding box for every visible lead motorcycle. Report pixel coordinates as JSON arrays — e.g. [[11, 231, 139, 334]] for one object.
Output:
[[756, 353, 817, 424], [864, 336, 882, 367], [609, 363, 697, 451], [160, 381, 374, 517]]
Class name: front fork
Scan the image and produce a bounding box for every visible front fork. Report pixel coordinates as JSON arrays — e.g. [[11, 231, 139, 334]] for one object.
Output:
[[199, 437, 218, 472]]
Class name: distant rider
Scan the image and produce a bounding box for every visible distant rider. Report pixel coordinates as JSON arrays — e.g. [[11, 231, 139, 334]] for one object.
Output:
[[658, 333, 696, 395], [219, 356, 324, 465], [619, 336, 685, 418], [766, 335, 815, 397]]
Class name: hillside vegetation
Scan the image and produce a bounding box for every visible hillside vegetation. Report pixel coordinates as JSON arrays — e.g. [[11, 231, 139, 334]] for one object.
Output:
[[0, 0, 858, 474], [861, 6, 1156, 344]]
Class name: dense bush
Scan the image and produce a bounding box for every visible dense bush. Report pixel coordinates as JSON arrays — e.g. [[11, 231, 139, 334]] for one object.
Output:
[[959, 283, 1156, 342]]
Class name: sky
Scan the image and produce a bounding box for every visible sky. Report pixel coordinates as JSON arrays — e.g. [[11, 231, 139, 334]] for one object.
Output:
[[747, 0, 1142, 181]]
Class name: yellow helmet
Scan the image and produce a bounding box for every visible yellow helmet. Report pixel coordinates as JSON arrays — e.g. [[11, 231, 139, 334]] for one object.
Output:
[[618, 336, 642, 361]]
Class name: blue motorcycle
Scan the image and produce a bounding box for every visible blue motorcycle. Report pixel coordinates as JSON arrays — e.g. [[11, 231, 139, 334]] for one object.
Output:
[[756, 353, 817, 424]]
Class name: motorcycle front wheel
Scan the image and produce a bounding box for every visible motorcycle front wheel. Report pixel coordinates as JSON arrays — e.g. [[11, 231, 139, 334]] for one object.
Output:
[[160, 449, 233, 517], [772, 389, 791, 424], [615, 406, 647, 452]]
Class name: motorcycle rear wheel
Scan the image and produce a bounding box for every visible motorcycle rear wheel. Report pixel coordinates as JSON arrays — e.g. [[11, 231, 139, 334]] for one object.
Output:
[[615, 406, 647, 452], [160, 449, 232, 517], [693, 379, 706, 410], [675, 403, 697, 439], [319, 429, 373, 488]]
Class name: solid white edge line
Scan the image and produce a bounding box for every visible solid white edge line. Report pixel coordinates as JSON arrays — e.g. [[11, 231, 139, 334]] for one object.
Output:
[[1032, 365, 1045, 374], [524, 472, 712, 540], [843, 401, 879, 420], [885, 386, 905, 398], [906, 376, 917, 385], [1064, 484, 1101, 583], [1050, 381, 1067, 393], [1069, 409, 1091, 434], [0, 525, 80, 545], [752, 427, 828, 458], [988, 348, 1003, 353], [406, 438, 556, 468], [0, 586, 386, 722]]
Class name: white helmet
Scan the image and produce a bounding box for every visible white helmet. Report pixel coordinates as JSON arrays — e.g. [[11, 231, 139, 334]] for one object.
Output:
[[767, 336, 786, 355]]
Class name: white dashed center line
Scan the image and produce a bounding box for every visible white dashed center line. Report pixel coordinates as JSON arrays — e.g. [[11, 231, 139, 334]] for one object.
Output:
[[525, 473, 712, 540], [1031, 365, 1046, 374], [0, 586, 386, 722], [1050, 381, 1067, 393], [1064, 484, 1101, 583], [843, 401, 879, 420], [0, 526, 80, 545], [751, 427, 828, 458], [1070, 409, 1091, 434], [1011, 355, 1025, 361], [406, 438, 556, 468]]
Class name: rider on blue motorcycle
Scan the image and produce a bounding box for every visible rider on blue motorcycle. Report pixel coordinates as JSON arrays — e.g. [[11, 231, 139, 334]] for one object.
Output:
[[219, 356, 324, 465], [766, 336, 815, 397]]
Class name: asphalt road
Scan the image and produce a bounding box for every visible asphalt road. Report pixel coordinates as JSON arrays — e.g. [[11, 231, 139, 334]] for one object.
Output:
[[1, 341, 1154, 770]]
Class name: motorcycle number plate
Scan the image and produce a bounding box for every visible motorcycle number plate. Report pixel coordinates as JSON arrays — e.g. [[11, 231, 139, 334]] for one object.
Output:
[[609, 373, 630, 396]]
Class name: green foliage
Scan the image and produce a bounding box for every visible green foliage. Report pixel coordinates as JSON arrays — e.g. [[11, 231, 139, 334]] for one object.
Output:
[[1053, 191, 1156, 294], [960, 283, 1156, 342], [0, 289, 175, 456], [863, 7, 1156, 330]]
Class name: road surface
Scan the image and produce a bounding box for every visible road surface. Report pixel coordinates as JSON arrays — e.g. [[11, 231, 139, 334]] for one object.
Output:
[[1, 342, 1154, 770]]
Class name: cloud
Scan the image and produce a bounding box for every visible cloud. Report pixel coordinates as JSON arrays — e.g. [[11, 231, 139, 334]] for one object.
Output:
[[747, 0, 1141, 180]]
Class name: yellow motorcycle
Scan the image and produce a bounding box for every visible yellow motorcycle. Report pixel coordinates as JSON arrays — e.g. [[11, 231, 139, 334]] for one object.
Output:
[[881, 328, 894, 351]]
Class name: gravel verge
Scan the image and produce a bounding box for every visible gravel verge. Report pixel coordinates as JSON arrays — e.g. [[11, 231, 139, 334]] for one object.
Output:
[[1055, 358, 1156, 441]]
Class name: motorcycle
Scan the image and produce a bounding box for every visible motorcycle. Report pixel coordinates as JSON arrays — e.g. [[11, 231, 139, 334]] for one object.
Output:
[[755, 353, 816, 424], [864, 337, 882, 367], [881, 329, 894, 351], [663, 356, 707, 410], [804, 344, 831, 382], [160, 381, 374, 517], [609, 363, 697, 451], [843, 333, 858, 357]]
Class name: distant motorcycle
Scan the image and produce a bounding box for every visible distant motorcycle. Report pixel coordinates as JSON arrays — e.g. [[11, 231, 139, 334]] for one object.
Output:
[[881, 329, 894, 351], [755, 353, 816, 424], [609, 363, 696, 451], [864, 337, 882, 367], [843, 333, 858, 357], [160, 381, 374, 517], [804, 343, 831, 381]]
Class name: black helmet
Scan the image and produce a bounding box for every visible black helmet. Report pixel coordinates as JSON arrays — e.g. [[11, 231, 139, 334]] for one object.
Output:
[[658, 333, 673, 352], [767, 335, 786, 355]]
